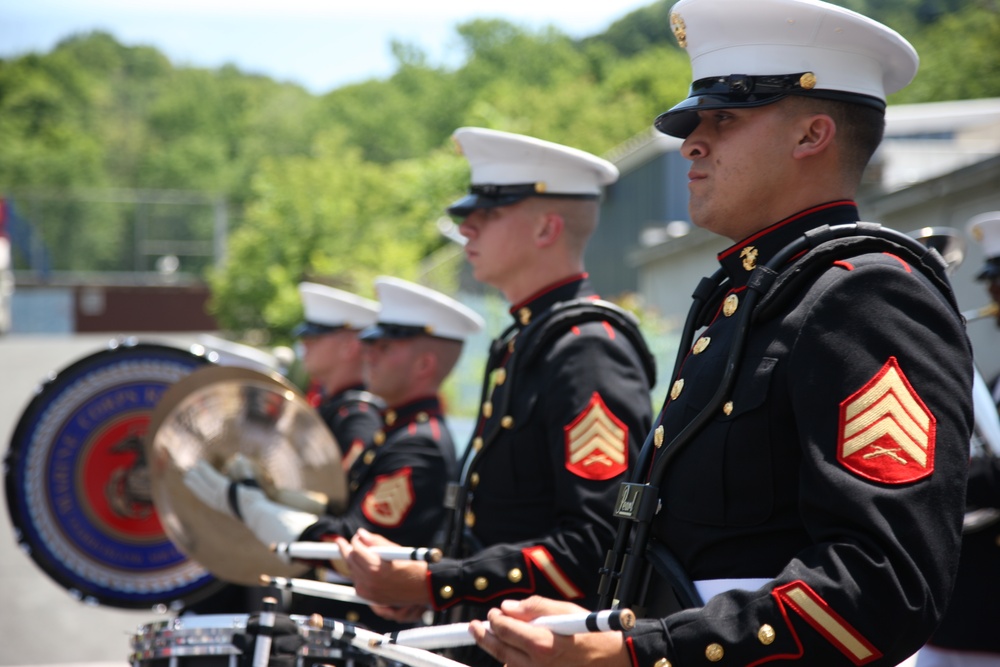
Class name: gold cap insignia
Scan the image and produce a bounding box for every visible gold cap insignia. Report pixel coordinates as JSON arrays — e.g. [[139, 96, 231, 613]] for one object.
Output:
[[670, 12, 687, 48], [740, 245, 759, 271], [534, 182, 547, 193], [800, 72, 817, 90]]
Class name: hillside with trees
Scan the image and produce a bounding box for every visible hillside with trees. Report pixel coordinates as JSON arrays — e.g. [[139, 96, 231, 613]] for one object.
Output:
[[1, 0, 998, 338]]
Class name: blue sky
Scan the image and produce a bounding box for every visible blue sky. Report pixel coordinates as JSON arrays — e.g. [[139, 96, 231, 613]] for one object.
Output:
[[0, 0, 653, 94]]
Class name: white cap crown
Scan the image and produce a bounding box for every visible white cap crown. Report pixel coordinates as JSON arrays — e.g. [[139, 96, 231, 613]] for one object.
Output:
[[297, 282, 379, 332], [369, 276, 484, 342]]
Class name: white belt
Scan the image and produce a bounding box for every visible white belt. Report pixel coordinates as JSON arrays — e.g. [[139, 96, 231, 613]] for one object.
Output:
[[694, 578, 772, 603]]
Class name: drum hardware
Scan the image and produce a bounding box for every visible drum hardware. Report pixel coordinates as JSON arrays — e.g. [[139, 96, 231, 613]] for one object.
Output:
[[252, 597, 278, 667], [128, 612, 375, 667], [374, 609, 636, 651], [318, 616, 472, 667], [272, 542, 442, 563], [144, 364, 348, 586]]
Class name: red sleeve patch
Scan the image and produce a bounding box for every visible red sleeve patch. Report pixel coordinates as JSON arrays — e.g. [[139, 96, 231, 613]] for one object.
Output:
[[564, 392, 629, 480], [361, 467, 415, 528], [837, 357, 935, 484]]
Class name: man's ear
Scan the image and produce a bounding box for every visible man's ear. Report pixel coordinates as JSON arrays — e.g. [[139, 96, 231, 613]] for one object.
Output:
[[793, 113, 836, 159], [536, 212, 565, 248]]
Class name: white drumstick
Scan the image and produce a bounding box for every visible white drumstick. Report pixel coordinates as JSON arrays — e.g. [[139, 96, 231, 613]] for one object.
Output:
[[379, 609, 636, 650], [317, 616, 471, 667], [261, 575, 371, 605], [272, 541, 442, 563]]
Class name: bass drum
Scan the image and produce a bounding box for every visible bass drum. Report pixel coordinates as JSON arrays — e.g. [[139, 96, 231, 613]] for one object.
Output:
[[4, 339, 225, 609]]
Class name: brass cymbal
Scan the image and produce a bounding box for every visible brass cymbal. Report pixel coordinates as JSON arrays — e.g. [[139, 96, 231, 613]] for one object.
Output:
[[146, 364, 347, 586]]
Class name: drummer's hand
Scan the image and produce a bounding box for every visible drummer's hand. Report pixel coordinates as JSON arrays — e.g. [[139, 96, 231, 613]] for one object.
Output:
[[334, 528, 430, 606], [471, 596, 630, 667]]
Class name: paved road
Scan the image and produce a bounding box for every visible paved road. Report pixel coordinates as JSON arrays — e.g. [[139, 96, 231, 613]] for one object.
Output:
[[0, 334, 198, 666]]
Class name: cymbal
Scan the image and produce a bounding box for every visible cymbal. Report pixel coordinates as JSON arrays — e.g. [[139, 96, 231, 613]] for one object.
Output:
[[146, 364, 348, 586]]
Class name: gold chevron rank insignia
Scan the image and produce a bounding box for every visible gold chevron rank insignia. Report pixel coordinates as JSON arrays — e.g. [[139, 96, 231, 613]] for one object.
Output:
[[838, 357, 935, 484], [564, 392, 628, 481], [361, 467, 414, 527]]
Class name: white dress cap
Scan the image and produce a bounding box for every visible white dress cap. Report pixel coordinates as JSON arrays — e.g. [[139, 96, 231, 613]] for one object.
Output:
[[296, 282, 379, 336], [447, 127, 619, 217], [364, 276, 484, 342], [655, 0, 919, 137], [967, 211, 1000, 280]]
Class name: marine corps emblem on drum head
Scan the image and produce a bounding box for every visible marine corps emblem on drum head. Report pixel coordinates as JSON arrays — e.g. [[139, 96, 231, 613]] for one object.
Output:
[[4, 340, 220, 609]]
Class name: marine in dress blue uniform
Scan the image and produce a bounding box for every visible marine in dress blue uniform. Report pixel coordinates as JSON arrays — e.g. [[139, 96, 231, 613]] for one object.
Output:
[[467, 2, 974, 666], [333, 129, 656, 667], [295, 282, 384, 470]]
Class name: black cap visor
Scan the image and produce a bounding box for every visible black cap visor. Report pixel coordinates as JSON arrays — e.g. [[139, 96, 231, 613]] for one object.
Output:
[[975, 258, 1000, 282], [294, 321, 345, 338], [654, 73, 886, 138], [447, 183, 599, 219], [359, 322, 431, 342]]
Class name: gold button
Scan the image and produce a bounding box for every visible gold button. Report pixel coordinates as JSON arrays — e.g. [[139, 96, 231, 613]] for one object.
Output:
[[800, 72, 817, 89], [495, 368, 507, 386], [472, 437, 484, 452], [470, 472, 480, 489], [507, 568, 523, 583], [654, 425, 664, 448], [653, 660, 671, 667], [385, 410, 397, 426], [693, 336, 711, 354], [417, 411, 429, 423], [439, 585, 454, 599], [373, 430, 385, 446], [346, 611, 360, 622], [363, 450, 376, 465], [758, 624, 776, 645], [723, 401, 733, 415], [723, 294, 739, 317], [518, 307, 532, 325], [465, 510, 475, 528], [740, 245, 758, 271], [669, 378, 684, 400], [474, 577, 488, 591], [706, 643, 724, 662], [482, 401, 493, 418], [508, 339, 516, 353], [501, 415, 514, 429]]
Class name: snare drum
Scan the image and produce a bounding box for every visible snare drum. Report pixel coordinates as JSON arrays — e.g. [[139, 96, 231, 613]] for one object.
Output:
[[129, 614, 375, 667]]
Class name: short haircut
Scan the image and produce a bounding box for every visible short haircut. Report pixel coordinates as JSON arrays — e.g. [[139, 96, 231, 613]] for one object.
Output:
[[783, 96, 886, 181]]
